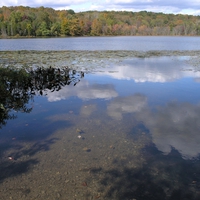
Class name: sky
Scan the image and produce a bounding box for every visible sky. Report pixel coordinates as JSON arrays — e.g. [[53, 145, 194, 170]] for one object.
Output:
[[1, 0, 200, 15]]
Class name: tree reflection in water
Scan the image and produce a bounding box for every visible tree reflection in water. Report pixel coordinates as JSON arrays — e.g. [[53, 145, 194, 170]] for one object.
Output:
[[0, 66, 84, 128]]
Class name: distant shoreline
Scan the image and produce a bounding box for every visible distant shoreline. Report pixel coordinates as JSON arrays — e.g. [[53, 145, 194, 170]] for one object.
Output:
[[1, 6, 200, 38], [1, 35, 200, 39]]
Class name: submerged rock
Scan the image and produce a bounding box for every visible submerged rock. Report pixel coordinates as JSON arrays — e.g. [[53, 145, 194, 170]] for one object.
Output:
[[82, 147, 91, 152]]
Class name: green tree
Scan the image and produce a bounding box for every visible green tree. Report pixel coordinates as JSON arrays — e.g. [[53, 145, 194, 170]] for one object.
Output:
[[36, 21, 50, 36], [26, 23, 32, 36], [51, 22, 61, 36]]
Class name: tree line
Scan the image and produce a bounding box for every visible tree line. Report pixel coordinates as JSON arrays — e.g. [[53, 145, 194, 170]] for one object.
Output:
[[1, 6, 200, 37]]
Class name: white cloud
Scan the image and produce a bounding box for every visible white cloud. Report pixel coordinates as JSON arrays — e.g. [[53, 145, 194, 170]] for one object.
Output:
[[103, 0, 200, 15], [107, 94, 148, 120], [0, 0, 90, 9], [1, 0, 200, 15], [142, 102, 200, 159], [107, 93, 200, 159], [96, 57, 200, 83], [46, 79, 118, 102]]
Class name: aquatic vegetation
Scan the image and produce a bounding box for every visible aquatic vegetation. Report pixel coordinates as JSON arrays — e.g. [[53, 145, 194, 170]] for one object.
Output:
[[1, 50, 200, 72]]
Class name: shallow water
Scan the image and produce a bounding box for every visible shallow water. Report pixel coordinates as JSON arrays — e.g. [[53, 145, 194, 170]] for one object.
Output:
[[1, 56, 200, 199]]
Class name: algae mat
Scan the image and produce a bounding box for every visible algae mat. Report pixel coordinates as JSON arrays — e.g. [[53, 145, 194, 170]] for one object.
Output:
[[1, 50, 200, 70]]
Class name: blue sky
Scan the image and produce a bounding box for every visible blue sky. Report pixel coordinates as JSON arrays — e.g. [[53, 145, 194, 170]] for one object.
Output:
[[1, 0, 200, 15]]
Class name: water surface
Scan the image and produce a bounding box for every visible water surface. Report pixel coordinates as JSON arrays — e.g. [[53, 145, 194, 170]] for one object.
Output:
[[1, 56, 200, 199], [1, 36, 200, 51]]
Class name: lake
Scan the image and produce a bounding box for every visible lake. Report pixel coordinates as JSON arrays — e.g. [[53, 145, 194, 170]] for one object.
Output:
[[1, 36, 200, 51], [0, 37, 200, 200]]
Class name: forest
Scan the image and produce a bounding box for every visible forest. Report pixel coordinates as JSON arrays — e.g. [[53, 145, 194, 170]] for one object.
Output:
[[0, 6, 200, 37]]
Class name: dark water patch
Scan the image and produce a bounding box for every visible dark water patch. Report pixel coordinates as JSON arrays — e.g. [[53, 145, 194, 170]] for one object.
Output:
[[0, 158, 38, 183], [0, 138, 59, 182], [90, 147, 200, 200], [129, 121, 150, 136]]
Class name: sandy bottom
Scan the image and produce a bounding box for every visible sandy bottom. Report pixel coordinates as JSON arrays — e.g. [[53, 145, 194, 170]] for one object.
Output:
[[1, 110, 200, 200], [0, 111, 150, 200]]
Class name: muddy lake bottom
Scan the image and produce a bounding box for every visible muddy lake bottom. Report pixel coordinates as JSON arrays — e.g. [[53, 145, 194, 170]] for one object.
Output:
[[0, 114, 149, 200], [1, 51, 200, 200]]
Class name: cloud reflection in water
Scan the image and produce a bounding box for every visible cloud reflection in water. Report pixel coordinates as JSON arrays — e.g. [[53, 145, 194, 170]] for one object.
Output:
[[107, 94, 148, 120], [96, 57, 200, 83], [47, 79, 118, 102], [104, 56, 200, 159], [144, 102, 200, 160], [45, 56, 200, 160], [108, 94, 200, 160]]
